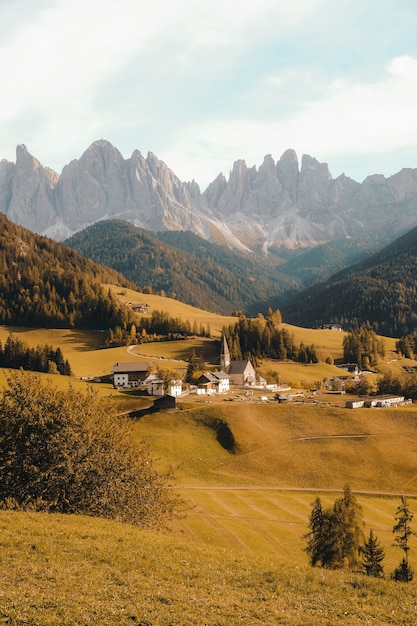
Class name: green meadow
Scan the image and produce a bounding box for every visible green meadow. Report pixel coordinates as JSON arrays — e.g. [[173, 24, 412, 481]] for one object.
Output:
[[1, 287, 417, 624]]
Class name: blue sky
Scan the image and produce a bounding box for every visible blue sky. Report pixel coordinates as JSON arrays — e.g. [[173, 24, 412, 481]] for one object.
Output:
[[1, 0, 417, 189]]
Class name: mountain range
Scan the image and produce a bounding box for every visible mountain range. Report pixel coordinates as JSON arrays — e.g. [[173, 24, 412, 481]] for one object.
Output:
[[2, 139, 417, 256]]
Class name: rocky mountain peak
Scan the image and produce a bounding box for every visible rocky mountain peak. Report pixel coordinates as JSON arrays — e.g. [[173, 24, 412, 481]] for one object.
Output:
[[2, 140, 417, 253]]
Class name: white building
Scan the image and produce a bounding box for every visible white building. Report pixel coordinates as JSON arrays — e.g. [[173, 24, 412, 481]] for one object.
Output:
[[143, 374, 182, 397], [112, 362, 149, 388]]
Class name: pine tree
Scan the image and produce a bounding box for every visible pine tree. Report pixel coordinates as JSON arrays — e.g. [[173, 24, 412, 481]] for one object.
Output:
[[360, 529, 385, 577], [304, 486, 363, 570], [392, 496, 416, 582], [305, 497, 333, 567]]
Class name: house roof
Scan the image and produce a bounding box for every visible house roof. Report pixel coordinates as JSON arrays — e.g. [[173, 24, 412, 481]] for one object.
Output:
[[228, 360, 254, 375], [199, 371, 230, 384], [112, 362, 149, 373]]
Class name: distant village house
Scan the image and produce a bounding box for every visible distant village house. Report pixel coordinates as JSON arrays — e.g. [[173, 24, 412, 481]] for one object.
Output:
[[112, 362, 149, 388], [143, 373, 182, 397], [197, 371, 230, 395]]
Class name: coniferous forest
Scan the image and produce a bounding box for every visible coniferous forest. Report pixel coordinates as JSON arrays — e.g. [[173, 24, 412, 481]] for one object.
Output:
[[282, 225, 417, 337], [65, 219, 300, 315], [0, 214, 133, 330]]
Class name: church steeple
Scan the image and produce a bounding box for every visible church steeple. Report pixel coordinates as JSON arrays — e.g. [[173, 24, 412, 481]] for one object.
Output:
[[220, 334, 231, 372]]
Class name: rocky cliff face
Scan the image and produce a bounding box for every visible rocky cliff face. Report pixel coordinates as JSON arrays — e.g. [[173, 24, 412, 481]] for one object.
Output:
[[2, 139, 417, 252]]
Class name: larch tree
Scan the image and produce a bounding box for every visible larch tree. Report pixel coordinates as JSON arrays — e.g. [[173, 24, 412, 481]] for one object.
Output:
[[392, 496, 416, 582]]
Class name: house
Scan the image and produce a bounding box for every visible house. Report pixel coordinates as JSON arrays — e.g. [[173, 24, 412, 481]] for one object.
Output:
[[338, 363, 361, 375], [219, 334, 257, 386], [112, 362, 149, 388], [131, 303, 150, 313], [153, 394, 177, 412], [143, 374, 182, 397], [321, 323, 342, 331], [197, 371, 230, 395], [324, 376, 349, 393]]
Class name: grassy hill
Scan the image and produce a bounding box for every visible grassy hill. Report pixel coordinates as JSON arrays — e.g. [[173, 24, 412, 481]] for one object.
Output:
[[1, 295, 417, 624], [2, 510, 417, 625]]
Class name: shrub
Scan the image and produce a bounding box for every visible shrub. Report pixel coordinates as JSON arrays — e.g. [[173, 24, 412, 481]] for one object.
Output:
[[0, 371, 178, 528]]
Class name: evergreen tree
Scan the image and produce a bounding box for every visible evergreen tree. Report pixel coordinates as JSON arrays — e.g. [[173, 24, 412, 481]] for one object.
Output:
[[392, 496, 416, 582], [304, 485, 363, 570], [359, 529, 385, 578], [305, 497, 333, 567]]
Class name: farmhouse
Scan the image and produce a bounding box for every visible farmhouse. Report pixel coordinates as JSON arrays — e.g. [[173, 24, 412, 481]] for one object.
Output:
[[131, 303, 150, 313], [321, 323, 343, 331], [143, 373, 183, 397], [112, 362, 149, 388], [197, 371, 230, 395]]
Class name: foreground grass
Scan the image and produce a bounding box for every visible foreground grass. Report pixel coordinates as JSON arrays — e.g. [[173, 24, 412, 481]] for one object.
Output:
[[0, 511, 416, 626]]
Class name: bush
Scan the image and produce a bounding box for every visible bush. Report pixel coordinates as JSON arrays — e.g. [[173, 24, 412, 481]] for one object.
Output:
[[0, 371, 178, 528]]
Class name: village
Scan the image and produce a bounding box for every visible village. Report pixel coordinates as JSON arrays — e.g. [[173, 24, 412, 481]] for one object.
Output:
[[109, 334, 412, 411]]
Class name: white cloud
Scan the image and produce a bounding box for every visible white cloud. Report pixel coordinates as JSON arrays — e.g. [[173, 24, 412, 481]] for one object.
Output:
[[1, 0, 417, 189]]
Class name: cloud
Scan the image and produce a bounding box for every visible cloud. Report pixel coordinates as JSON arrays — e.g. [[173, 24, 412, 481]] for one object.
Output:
[[171, 54, 417, 186], [1, 0, 417, 189]]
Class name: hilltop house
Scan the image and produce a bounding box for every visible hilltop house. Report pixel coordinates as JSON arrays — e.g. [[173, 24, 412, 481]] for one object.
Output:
[[112, 362, 149, 388], [220, 334, 257, 386]]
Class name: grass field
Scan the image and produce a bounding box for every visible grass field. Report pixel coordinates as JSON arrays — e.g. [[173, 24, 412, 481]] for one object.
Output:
[[1, 510, 416, 625], [1, 293, 417, 624]]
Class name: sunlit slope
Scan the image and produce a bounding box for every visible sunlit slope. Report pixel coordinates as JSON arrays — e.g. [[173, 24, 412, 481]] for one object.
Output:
[[135, 402, 417, 493]]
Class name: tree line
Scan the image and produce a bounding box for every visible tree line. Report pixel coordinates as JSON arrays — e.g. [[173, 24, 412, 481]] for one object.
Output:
[[104, 309, 211, 348], [0, 334, 72, 375], [305, 486, 416, 582], [222, 309, 324, 364], [343, 326, 385, 369]]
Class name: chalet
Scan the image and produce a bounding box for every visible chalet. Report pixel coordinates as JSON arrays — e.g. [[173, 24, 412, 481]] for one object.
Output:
[[131, 303, 150, 313], [143, 373, 183, 397], [197, 371, 230, 395], [112, 362, 149, 388], [321, 323, 342, 331]]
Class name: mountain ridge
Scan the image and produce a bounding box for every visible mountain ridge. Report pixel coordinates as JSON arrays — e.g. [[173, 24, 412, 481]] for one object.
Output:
[[282, 223, 417, 337], [2, 140, 417, 254]]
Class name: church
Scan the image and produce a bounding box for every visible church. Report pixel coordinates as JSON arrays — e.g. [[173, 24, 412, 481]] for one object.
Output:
[[220, 334, 257, 386]]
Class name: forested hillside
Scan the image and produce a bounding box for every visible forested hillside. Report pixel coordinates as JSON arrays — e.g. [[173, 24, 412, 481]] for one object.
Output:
[[282, 225, 417, 337], [0, 213, 133, 329], [65, 220, 300, 315]]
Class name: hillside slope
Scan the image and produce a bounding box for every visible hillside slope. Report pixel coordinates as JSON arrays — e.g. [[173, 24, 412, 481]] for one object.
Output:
[[65, 220, 300, 314], [282, 224, 417, 337], [0, 213, 132, 329], [2, 510, 416, 625]]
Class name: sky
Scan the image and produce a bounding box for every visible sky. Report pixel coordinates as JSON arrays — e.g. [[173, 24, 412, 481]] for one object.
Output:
[[1, 0, 417, 189]]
